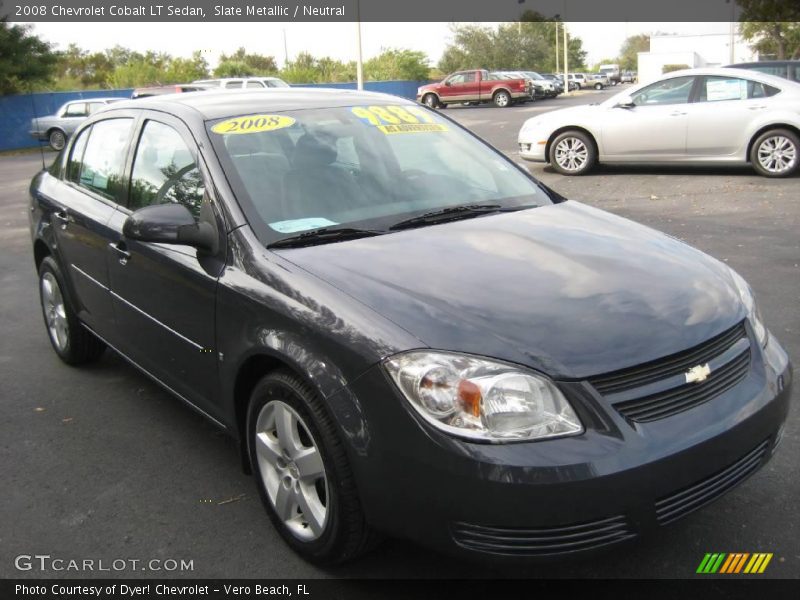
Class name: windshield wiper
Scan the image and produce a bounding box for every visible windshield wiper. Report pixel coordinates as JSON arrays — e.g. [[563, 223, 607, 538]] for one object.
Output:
[[389, 203, 531, 231], [267, 227, 386, 249]]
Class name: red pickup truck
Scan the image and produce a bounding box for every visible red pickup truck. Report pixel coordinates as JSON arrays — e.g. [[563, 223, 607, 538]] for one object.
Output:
[[416, 69, 531, 109]]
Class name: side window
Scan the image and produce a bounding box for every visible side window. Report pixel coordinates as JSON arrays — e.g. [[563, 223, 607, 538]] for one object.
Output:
[[246, 81, 265, 88], [77, 118, 133, 202], [446, 74, 465, 85], [632, 76, 695, 106], [63, 103, 88, 117], [748, 80, 780, 99], [225, 81, 243, 89], [462, 72, 477, 83], [86, 102, 105, 114], [66, 126, 90, 183], [696, 76, 747, 102], [129, 121, 205, 218]]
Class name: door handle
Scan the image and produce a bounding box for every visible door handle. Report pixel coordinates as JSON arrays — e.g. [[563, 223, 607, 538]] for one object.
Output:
[[53, 210, 69, 229], [748, 105, 766, 110], [669, 111, 687, 116], [109, 242, 131, 265]]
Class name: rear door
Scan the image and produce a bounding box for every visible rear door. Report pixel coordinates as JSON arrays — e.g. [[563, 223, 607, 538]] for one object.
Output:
[[45, 117, 136, 341], [106, 114, 226, 418], [685, 75, 781, 159]]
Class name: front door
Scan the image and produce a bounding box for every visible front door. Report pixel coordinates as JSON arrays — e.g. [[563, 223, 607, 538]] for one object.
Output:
[[106, 116, 225, 419]]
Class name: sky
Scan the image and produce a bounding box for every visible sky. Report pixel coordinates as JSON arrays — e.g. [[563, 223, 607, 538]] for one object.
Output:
[[23, 21, 736, 70]]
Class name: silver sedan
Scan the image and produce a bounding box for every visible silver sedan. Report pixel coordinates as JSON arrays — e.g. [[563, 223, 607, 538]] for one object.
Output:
[[518, 68, 800, 177], [29, 98, 124, 151]]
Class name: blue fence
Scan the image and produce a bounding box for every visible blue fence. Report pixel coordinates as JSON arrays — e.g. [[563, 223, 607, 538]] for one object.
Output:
[[0, 80, 427, 152], [0, 89, 133, 152]]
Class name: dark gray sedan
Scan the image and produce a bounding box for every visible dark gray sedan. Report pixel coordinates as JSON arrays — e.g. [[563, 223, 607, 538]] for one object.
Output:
[[29, 97, 124, 150], [28, 89, 792, 564]]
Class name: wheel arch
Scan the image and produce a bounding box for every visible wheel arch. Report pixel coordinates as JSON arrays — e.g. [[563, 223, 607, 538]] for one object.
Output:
[[420, 91, 441, 104], [545, 126, 600, 164], [33, 238, 51, 272], [746, 123, 800, 163]]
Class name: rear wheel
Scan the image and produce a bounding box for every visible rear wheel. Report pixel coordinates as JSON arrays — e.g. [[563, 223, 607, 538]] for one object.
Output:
[[38, 256, 105, 364], [248, 370, 376, 564], [48, 129, 66, 151], [550, 130, 597, 176], [594, 83, 603, 90], [750, 129, 799, 177], [493, 90, 511, 108]]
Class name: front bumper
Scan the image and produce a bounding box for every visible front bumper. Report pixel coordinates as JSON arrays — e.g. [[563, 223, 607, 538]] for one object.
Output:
[[518, 135, 548, 162], [336, 333, 792, 560]]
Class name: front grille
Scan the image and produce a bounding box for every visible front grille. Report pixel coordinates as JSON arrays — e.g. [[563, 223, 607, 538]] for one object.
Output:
[[655, 439, 769, 525], [590, 322, 747, 395], [615, 349, 751, 422], [451, 515, 635, 556]]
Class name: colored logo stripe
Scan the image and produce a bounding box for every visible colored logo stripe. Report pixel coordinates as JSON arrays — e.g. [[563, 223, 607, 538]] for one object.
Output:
[[697, 553, 773, 574]]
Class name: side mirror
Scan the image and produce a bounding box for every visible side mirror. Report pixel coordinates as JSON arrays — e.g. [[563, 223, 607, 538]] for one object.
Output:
[[616, 95, 636, 108], [444, 80, 452, 86], [123, 203, 217, 253]]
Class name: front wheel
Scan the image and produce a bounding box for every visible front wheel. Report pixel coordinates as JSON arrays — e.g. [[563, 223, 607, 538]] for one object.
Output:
[[594, 83, 603, 90], [493, 90, 511, 108], [550, 130, 597, 176], [248, 370, 376, 565], [422, 94, 439, 109], [750, 129, 799, 177], [38, 256, 105, 364]]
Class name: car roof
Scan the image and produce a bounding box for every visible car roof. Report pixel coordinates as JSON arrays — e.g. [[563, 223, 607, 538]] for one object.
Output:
[[102, 88, 415, 121], [657, 67, 798, 87]]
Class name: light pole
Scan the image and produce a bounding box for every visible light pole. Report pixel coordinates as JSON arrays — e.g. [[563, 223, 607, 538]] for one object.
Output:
[[563, 23, 569, 96], [356, 0, 364, 90]]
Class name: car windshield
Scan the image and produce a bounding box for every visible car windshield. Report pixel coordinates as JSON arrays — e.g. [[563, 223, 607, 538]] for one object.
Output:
[[207, 104, 551, 245], [525, 72, 545, 80], [266, 79, 290, 88]]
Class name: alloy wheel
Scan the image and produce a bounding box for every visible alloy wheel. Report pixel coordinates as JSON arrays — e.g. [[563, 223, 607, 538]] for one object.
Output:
[[49, 130, 66, 151], [254, 400, 329, 541], [41, 271, 68, 351], [757, 135, 797, 175], [554, 137, 589, 172]]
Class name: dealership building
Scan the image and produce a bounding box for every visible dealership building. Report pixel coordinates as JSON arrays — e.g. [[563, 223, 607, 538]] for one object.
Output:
[[637, 32, 758, 84]]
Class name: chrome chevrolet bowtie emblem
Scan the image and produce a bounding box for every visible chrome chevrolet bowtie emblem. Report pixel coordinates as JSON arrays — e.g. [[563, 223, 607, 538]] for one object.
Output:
[[685, 364, 712, 384]]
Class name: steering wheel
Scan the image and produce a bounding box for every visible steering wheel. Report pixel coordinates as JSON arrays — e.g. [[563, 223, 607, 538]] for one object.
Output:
[[154, 163, 198, 205]]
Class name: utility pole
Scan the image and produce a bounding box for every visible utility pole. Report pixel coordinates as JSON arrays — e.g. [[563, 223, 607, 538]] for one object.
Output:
[[356, 0, 364, 90], [555, 22, 559, 72], [563, 23, 569, 96], [282, 28, 288, 66]]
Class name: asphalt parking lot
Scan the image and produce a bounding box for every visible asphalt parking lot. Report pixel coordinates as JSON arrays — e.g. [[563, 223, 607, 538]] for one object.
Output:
[[1, 86, 798, 579]]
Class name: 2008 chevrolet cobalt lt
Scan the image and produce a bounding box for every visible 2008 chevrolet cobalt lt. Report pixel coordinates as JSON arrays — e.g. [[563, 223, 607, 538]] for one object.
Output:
[[29, 89, 792, 564]]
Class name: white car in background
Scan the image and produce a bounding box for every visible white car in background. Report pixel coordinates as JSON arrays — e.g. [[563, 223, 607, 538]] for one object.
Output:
[[518, 68, 800, 177], [193, 77, 290, 89]]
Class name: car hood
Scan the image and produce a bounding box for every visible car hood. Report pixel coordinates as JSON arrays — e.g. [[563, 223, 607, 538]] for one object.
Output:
[[280, 202, 745, 379]]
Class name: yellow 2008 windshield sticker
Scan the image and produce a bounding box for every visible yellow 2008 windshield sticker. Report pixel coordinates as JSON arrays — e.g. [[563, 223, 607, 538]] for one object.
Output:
[[211, 114, 295, 135], [351, 105, 447, 134]]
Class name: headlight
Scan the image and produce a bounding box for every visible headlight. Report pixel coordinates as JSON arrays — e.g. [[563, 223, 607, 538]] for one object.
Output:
[[729, 268, 769, 347], [384, 351, 583, 442], [519, 120, 540, 136]]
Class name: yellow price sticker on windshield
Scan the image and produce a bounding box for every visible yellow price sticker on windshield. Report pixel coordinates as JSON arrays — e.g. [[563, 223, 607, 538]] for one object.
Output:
[[211, 114, 295, 135], [351, 105, 447, 134]]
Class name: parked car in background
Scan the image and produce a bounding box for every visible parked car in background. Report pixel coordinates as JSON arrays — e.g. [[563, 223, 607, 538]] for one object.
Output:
[[728, 60, 799, 82], [495, 70, 554, 99], [194, 76, 291, 89], [518, 68, 800, 177], [540, 73, 565, 94], [417, 69, 531, 108], [29, 98, 124, 151], [131, 83, 213, 99], [599, 63, 621, 85], [621, 71, 637, 83], [570, 73, 588, 89], [29, 88, 791, 565], [588, 74, 609, 89], [557, 74, 580, 91]]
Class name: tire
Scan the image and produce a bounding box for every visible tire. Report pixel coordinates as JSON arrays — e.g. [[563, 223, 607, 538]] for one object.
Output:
[[594, 83, 603, 90], [48, 129, 66, 151], [422, 93, 439, 109], [38, 256, 105, 365], [549, 130, 597, 176], [750, 128, 799, 178], [493, 90, 511, 108], [247, 370, 376, 565]]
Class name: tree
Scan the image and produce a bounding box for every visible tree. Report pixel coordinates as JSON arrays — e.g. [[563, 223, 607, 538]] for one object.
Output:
[[216, 47, 278, 75], [437, 21, 586, 75], [618, 34, 650, 71], [662, 63, 691, 73], [0, 19, 58, 94], [364, 48, 430, 81], [739, 0, 800, 59], [279, 52, 355, 83], [164, 51, 209, 82]]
